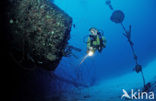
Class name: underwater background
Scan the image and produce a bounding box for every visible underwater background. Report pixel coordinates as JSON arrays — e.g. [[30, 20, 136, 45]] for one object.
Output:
[[50, 0, 156, 100], [9, 0, 156, 100], [54, 0, 156, 84]]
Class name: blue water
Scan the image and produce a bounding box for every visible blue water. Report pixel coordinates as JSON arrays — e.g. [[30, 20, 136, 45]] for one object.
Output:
[[10, 0, 156, 100], [53, 0, 156, 86]]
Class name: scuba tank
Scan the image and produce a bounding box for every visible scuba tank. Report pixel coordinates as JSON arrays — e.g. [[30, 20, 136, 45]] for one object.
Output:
[[83, 29, 104, 44]]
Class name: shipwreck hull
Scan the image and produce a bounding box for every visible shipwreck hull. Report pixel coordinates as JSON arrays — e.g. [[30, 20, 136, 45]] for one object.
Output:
[[5, 0, 72, 71]]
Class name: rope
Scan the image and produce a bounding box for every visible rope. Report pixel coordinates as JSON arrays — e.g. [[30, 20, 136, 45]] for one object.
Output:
[[105, 0, 114, 11], [141, 70, 146, 88], [120, 23, 138, 65], [120, 23, 146, 87], [107, 0, 147, 89]]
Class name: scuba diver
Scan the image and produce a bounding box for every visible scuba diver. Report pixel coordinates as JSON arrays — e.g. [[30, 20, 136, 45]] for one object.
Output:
[[87, 27, 106, 55], [80, 27, 107, 64]]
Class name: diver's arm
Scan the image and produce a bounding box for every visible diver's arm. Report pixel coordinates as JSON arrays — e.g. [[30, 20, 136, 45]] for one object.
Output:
[[102, 36, 107, 43], [102, 36, 106, 42], [87, 37, 91, 49], [96, 36, 100, 45], [102, 36, 107, 47]]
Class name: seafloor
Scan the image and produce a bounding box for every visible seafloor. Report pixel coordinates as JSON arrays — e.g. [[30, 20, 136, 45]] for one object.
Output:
[[49, 59, 156, 101]]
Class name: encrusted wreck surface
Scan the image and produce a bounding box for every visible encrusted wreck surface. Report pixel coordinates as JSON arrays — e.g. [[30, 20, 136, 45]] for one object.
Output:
[[5, 0, 72, 71]]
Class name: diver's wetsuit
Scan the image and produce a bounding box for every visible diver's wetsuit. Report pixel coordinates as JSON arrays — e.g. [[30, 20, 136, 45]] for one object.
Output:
[[88, 32, 105, 52]]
